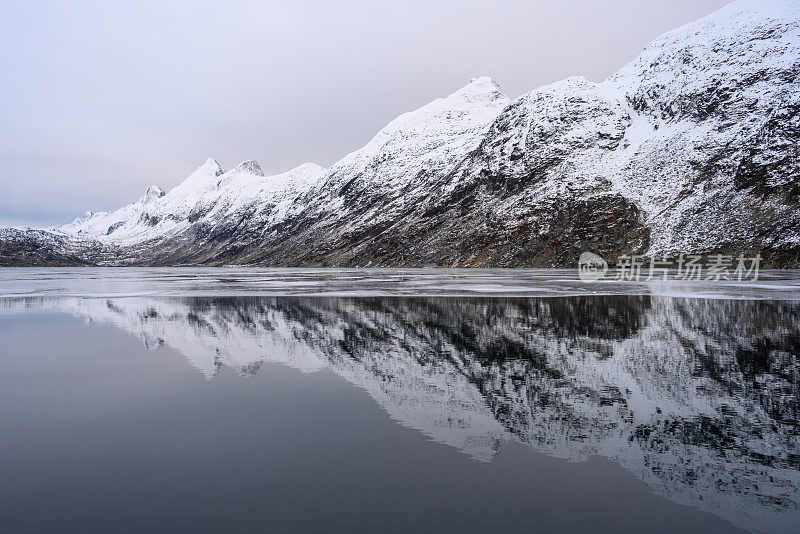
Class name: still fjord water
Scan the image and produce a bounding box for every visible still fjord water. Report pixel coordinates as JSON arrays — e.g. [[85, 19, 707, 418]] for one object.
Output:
[[1, 269, 799, 533]]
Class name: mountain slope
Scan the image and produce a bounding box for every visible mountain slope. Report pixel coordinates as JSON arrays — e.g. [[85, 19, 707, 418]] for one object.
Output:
[[58, 159, 327, 246], [1, 0, 798, 267]]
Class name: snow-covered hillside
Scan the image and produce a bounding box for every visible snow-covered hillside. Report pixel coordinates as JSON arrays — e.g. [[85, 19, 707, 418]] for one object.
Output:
[[58, 159, 327, 246], [1, 0, 798, 266]]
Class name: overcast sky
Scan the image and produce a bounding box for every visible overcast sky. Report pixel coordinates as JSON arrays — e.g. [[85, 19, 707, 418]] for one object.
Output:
[[0, 0, 730, 227]]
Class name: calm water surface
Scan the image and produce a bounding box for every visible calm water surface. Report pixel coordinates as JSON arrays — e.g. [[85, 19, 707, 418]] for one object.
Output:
[[1, 269, 799, 533]]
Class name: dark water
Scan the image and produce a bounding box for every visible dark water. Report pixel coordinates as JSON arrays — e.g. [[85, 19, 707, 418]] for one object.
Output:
[[1, 295, 799, 533]]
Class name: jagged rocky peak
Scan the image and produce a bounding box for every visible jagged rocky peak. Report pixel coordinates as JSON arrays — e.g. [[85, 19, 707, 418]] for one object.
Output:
[[71, 211, 98, 224], [373, 76, 510, 138], [172, 157, 227, 192], [203, 157, 225, 177], [139, 185, 165, 204], [321, 76, 511, 196], [451, 76, 506, 103], [228, 160, 264, 177]]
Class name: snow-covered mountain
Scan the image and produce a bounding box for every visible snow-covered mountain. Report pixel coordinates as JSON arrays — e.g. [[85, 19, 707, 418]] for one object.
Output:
[[7, 295, 799, 532], [1, 0, 798, 266], [60, 159, 327, 247]]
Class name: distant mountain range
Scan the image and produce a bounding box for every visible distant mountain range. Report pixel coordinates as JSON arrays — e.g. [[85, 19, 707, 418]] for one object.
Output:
[[2, 0, 798, 267]]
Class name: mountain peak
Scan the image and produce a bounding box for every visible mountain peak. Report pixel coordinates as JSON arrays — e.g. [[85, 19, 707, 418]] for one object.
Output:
[[140, 185, 165, 204], [606, 0, 800, 123], [202, 158, 225, 177], [230, 160, 264, 177], [71, 211, 97, 224], [450, 76, 506, 103], [467, 76, 500, 88], [292, 162, 327, 175]]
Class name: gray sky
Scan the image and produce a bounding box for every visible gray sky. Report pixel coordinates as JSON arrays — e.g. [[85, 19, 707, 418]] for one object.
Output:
[[0, 0, 730, 227]]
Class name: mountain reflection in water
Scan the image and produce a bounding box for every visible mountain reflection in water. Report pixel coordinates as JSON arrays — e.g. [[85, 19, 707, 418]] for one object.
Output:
[[5, 295, 799, 533]]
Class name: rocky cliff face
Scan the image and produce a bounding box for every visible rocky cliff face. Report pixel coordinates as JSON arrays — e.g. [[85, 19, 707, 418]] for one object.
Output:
[[1, 0, 798, 267], [8, 294, 799, 532]]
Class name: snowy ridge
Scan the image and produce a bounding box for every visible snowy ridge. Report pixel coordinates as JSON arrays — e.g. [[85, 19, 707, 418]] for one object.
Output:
[[295, 76, 511, 239], [57, 159, 327, 246], [323, 76, 509, 193]]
